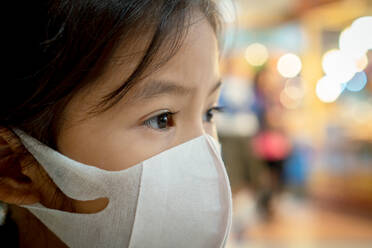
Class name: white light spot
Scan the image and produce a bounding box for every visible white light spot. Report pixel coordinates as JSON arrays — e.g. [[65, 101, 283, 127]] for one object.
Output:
[[277, 53, 302, 78]]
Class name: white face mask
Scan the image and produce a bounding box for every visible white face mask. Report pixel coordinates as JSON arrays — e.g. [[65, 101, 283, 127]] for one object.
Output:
[[15, 129, 232, 248]]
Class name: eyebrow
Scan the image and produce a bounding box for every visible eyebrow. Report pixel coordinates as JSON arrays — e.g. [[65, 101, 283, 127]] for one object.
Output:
[[129, 79, 222, 102]]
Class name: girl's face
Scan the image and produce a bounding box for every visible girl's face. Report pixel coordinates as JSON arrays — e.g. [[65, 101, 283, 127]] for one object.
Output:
[[56, 16, 221, 172]]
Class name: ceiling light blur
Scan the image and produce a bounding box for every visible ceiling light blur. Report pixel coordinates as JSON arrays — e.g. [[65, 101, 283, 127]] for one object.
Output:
[[316, 76, 345, 103], [277, 53, 302, 78], [322, 49, 357, 84], [244, 43, 269, 67]]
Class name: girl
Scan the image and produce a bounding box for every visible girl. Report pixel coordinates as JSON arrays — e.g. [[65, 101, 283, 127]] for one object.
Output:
[[0, 0, 232, 247]]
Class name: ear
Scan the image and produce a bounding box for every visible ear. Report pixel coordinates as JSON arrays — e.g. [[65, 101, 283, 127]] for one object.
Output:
[[0, 127, 41, 205], [0, 127, 108, 213]]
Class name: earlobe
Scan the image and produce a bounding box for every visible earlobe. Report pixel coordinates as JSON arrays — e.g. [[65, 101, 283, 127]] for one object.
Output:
[[0, 177, 40, 205], [0, 127, 109, 213], [0, 127, 41, 206]]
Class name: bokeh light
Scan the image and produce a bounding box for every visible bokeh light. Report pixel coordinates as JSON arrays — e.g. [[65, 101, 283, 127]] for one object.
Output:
[[339, 27, 367, 59], [280, 90, 301, 110], [277, 53, 302, 78], [215, 4, 372, 248], [244, 43, 269, 67], [284, 78, 305, 100], [318, 15, 372, 102], [338, 16, 371, 73], [321, 49, 357, 84], [355, 54, 369, 72], [346, 71, 368, 92], [316, 76, 345, 103], [350, 16, 372, 52]]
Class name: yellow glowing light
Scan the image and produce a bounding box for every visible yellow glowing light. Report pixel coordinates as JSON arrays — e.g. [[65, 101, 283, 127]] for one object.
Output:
[[244, 43, 269, 67], [277, 53, 302, 78], [316, 76, 344, 103], [322, 49, 357, 83]]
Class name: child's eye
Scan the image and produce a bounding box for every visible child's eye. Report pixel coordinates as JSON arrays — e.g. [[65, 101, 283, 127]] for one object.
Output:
[[144, 111, 175, 131], [203, 106, 224, 123]]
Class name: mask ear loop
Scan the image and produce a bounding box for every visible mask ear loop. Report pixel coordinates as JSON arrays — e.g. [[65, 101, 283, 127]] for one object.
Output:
[[13, 129, 108, 199], [12, 128, 110, 214]]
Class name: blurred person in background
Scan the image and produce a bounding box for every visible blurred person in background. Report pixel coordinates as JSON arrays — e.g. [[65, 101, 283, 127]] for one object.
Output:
[[251, 67, 292, 220]]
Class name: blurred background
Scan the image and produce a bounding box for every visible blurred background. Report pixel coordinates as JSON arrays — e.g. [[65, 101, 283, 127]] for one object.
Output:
[[215, 0, 372, 247]]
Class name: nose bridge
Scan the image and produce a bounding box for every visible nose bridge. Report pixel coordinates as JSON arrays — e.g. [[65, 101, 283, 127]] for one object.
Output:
[[177, 119, 206, 145]]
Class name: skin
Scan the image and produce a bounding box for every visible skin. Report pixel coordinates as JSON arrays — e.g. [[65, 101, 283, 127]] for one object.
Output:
[[57, 17, 221, 171], [2, 14, 221, 247]]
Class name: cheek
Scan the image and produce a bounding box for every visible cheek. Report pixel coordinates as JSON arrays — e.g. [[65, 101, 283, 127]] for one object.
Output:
[[204, 123, 218, 140], [57, 122, 176, 171]]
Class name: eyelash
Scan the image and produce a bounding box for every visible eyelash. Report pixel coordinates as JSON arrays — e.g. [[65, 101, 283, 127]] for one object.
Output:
[[143, 111, 176, 131], [143, 106, 224, 131], [202, 106, 224, 123]]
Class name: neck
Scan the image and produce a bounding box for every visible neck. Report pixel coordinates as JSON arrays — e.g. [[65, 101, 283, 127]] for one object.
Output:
[[10, 205, 68, 248]]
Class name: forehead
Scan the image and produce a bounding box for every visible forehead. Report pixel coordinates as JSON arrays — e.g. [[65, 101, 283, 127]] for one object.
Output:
[[69, 15, 219, 113], [127, 16, 220, 99], [159, 15, 219, 76]]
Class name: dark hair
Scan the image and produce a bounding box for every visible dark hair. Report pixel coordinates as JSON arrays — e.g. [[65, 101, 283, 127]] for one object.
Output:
[[2, 0, 221, 148]]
